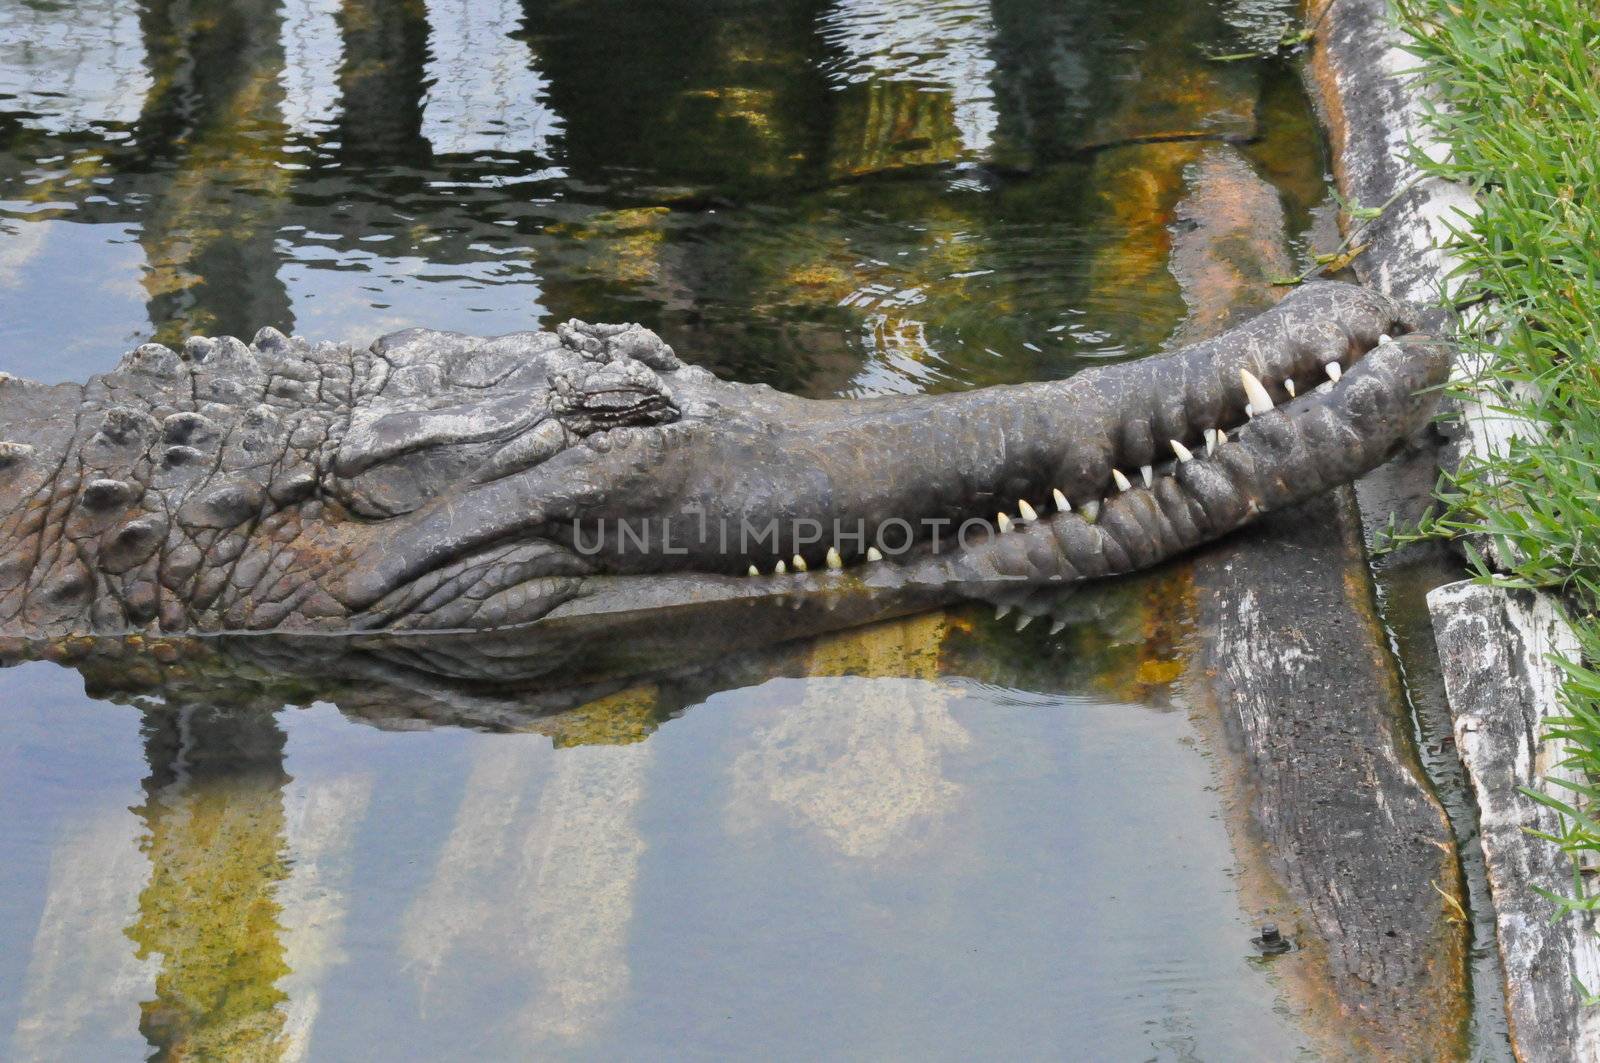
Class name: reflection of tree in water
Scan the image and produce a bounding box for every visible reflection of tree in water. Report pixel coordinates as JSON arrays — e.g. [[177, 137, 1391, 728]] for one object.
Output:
[[820, 0, 1003, 170], [127, 704, 293, 1061], [334, 0, 430, 162], [134, 0, 296, 344], [400, 685, 658, 1050], [10, 810, 157, 1062], [0, 0, 1293, 393], [728, 612, 974, 861], [117, 699, 372, 1062]]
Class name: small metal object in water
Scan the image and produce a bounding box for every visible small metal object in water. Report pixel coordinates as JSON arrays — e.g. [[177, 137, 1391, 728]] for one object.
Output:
[[1251, 922, 1292, 955]]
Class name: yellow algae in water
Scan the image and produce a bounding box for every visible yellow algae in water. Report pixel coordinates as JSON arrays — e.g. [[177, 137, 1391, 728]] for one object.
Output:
[[806, 609, 953, 680], [672, 83, 795, 181], [787, 259, 855, 293], [548, 208, 670, 287], [1080, 140, 1199, 344], [536, 683, 664, 748], [760, 194, 1003, 377], [1134, 657, 1186, 688]]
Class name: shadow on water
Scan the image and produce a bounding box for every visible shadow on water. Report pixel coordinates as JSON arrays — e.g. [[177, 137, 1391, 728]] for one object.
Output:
[[0, 0, 1505, 1057]]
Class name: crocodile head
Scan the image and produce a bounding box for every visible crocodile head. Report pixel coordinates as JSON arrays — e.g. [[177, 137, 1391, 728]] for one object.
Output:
[[0, 281, 1447, 638]]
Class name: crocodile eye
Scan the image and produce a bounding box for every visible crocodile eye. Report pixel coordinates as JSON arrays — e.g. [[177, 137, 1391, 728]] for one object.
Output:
[[549, 359, 678, 433]]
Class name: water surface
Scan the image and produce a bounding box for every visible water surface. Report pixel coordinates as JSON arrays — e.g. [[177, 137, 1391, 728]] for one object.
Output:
[[1, 0, 1366, 1057]]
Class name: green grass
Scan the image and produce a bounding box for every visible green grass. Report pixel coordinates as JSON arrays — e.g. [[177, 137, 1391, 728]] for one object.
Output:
[[1395, 0, 1600, 905]]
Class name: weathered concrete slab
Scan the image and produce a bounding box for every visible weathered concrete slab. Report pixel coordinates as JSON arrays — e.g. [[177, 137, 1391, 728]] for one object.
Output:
[[1305, 0, 1473, 316], [1312, 2, 1600, 1056], [1309, 1, 1598, 1056], [1428, 582, 1600, 1061], [1307, 0, 1527, 567]]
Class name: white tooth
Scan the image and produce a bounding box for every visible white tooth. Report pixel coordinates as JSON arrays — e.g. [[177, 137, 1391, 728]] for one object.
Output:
[[1240, 368, 1274, 415], [1048, 619, 1066, 636], [1285, 379, 1296, 398], [1326, 361, 1342, 383], [1170, 439, 1193, 463], [1018, 499, 1038, 522], [1015, 614, 1033, 631], [866, 546, 883, 562], [1111, 468, 1132, 492], [997, 512, 1012, 532], [1204, 428, 1218, 456], [1217, 428, 1227, 443], [792, 554, 807, 572], [774, 559, 787, 574], [1052, 488, 1071, 512], [1081, 500, 1100, 523], [1140, 465, 1153, 488], [1379, 333, 1392, 345], [747, 564, 759, 577], [826, 546, 842, 569], [996, 604, 1011, 620]]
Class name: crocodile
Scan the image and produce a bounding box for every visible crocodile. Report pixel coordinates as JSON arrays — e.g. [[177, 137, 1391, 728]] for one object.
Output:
[[0, 281, 1447, 642]]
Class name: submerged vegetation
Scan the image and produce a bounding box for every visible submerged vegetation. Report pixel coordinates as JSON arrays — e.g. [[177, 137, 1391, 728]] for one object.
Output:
[[1398, 0, 1600, 900]]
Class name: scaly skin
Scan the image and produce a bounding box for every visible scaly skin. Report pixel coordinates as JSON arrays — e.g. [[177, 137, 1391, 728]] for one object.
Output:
[[0, 282, 1447, 638]]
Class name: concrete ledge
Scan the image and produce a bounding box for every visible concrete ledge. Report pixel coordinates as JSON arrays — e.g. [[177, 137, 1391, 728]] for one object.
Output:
[[1428, 581, 1600, 1060], [1310, 1, 1600, 1057]]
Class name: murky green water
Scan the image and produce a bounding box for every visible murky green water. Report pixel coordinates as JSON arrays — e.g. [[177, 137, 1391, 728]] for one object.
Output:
[[0, 0, 1457, 1058]]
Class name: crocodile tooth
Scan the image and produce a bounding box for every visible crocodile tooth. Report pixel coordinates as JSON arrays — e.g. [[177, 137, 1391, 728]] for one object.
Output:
[[792, 554, 807, 572], [1379, 333, 1393, 345], [1081, 500, 1100, 523], [1053, 488, 1070, 512], [1170, 440, 1193, 463], [826, 546, 842, 569], [1240, 368, 1274, 415], [747, 564, 759, 577], [1326, 361, 1342, 382], [1015, 614, 1033, 631], [1140, 465, 1153, 488], [996, 604, 1011, 620], [866, 546, 883, 562], [1048, 619, 1066, 635], [1111, 469, 1132, 492], [1204, 428, 1218, 455], [997, 512, 1012, 532], [775, 559, 787, 575], [1285, 379, 1297, 398], [1018, 499, 1038, 522]]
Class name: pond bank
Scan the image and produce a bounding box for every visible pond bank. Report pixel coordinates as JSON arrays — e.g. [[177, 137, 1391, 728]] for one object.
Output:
[[1159, 131, 1471, 1054], [1309, 0, 1600, 1056]]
